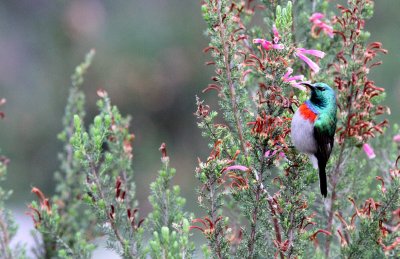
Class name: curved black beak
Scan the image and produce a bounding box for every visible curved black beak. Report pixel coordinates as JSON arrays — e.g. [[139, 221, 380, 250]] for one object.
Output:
[[301, 82, 315, 90]]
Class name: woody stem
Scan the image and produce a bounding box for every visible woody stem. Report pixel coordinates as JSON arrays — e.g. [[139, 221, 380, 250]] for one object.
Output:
[[217, 0, 248, 158]]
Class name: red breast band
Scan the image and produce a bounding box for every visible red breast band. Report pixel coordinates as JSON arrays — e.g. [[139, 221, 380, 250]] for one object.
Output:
[[299, 103, 317, 122]]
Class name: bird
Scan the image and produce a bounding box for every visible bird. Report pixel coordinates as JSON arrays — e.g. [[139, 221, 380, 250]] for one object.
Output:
[[291, 82, 337, 197]]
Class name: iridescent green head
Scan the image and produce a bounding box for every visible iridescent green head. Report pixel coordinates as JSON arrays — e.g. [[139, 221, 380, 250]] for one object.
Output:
[[302, 82, 336, 108]]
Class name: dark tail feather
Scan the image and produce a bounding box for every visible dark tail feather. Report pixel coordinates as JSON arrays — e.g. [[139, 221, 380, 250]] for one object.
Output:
[[318, 159, 328, 198]]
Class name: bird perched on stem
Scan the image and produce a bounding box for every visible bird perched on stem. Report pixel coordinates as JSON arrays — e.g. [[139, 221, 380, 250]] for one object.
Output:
[[291, 82, 337, 197]]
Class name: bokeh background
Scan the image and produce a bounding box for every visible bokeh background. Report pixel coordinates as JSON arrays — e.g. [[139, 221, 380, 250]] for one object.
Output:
[[0, 0, 399, 257]]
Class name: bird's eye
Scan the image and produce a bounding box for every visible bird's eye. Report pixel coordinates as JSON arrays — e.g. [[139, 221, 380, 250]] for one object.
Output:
[[317, 86, 325, 91]]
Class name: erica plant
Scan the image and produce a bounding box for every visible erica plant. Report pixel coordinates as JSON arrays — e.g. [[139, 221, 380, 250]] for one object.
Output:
[[1, 99, 26, 259], [0, 0, 398, 258], [195, 0, 398, 258]]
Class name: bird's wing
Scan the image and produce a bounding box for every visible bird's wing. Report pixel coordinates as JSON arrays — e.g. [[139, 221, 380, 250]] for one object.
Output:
[[314, 117, 335, 197], [313, 117, 335, 160], [314, 126, 332, 162]]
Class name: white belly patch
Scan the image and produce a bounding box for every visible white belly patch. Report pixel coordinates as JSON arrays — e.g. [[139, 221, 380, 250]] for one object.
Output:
[[291, 110, 317, 155]]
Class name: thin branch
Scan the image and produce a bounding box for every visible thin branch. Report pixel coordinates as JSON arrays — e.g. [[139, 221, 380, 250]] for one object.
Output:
[[325, 77, 356, 257], [209, 175, 223, 259], [217, 0, 248, 158], [87, 156, 132, 258], [0, 215, 12, 259], [248, 145, 265, 258]]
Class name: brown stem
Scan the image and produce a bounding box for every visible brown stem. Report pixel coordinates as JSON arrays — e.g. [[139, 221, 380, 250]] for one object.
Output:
[[59, 88, 82, 206], [377, 186, 400, 219], [0, 216, 12, 259], [324, 121, 347, 257], [324, 187, 337, 256], [287, 209, 296, 257], [311, 0, 317, 12], [346, 186, 399, 259], [248, 188, 260, 258], [160, 167, 170, 227], [291, 0, 296, 44], [325, 73, 355, 256], [217, 0, 248, 158], [88, 157, 133, 258], [247, 147, 264, 258], [267, 199, 285, 259], [247, 145, 284, 259], [209, 176, 223, 259], [104, 100, 134, 214], [121, 170, 132, 208]]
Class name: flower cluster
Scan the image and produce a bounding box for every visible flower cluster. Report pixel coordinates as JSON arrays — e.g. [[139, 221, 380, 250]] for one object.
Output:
[[0, 0, 397, 258], [294, 48, 325, 73], [282, 68, 307, 90], [252, 24, 326, 80], [198, 1, 336, 257], [331, 4, 388, 145], [309, 12, 334, 38], [336, 174, 400, 254], [27, 187, 52, 227], [190, 216, 223, 236], [253, 25, 284, 51], [126, 208, 144, 231], [221, 165, 250, 191], [248, 111, 291, 152]]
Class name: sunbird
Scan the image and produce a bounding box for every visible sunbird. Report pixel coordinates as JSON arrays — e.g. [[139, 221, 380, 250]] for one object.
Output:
[[291, 82, 337, 197]]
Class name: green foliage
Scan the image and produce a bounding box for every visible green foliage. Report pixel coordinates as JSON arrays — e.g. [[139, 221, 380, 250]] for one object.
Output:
[[275, 1, 293, 33], [0, 1, 398, 258], [198, 0, 397, 258], [198, 0, 325, 257], [0, 99, 25, 258], [71, 91, 144, 258], [28, 50, 97, 258], [341, 128, 400, 258], [25, 50, 194, 258], [145, 149, 195, 258], [0, 155, 26, 259]]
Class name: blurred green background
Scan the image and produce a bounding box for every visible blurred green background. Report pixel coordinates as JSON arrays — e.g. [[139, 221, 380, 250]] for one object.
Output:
[[0, 0, 399, 253]]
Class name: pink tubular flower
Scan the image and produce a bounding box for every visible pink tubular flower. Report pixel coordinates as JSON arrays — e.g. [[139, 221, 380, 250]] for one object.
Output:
[[393, 134, 400, 142], [295, 48, 325, 73], [309, 12, 334, 38], [272, 24, 280, 43], [253, 25, 284, 51], [363, 143, 376, 159], [310, 12, 324, 21], [223, 165, 250, 172], [264, 150, 278, 158], [253, 38, 284, 51], [265, 150, 286, 161], [282, 67, 308, 90]]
